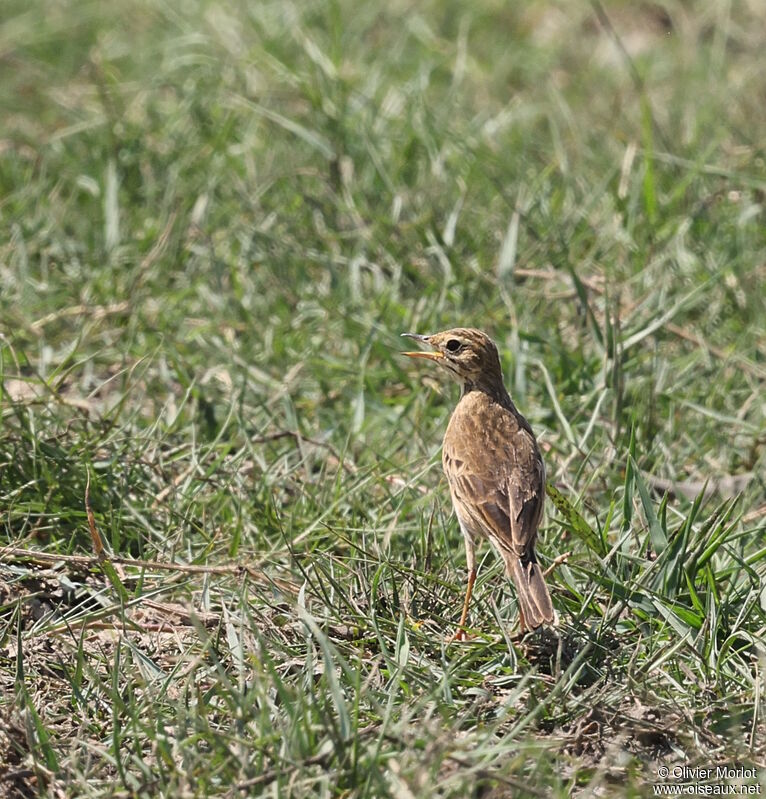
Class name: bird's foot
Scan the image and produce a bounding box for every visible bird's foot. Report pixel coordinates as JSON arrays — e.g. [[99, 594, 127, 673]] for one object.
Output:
[[447, 627, 472, 644]]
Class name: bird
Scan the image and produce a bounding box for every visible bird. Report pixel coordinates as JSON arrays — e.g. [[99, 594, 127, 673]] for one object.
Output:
[[401, 327, 554, 640]]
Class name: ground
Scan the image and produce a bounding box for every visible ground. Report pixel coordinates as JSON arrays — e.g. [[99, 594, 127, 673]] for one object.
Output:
[[1, 0, 765, 796]]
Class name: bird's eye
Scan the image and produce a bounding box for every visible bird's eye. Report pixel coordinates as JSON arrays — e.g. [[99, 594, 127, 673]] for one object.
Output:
[[445, 339, 462, 352]]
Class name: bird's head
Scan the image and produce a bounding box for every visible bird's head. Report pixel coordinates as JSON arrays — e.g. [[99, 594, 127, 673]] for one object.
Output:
[[401, 328, 504, 390]]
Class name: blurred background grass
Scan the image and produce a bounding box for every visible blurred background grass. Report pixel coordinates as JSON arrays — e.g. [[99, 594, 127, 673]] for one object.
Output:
[[1, 0, 765, 796]]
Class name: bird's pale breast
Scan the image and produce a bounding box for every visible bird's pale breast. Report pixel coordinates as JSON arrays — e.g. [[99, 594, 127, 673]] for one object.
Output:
[[442, 390, 545, 556]]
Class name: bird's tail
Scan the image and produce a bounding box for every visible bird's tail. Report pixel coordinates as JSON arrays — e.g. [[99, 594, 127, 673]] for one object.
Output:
[[506, 555, 554, 631]]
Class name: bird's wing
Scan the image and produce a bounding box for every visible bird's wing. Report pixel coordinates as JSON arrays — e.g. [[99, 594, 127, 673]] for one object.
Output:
[[443, 406, 544, 559]]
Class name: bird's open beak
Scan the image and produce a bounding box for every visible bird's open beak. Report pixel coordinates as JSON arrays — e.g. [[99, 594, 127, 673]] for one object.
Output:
[[402, 350, 444, 360], [400, 332, 444, 360]]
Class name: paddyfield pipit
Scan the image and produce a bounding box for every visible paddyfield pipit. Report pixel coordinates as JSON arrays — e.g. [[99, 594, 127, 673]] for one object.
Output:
[[402, 328, 554, 639]]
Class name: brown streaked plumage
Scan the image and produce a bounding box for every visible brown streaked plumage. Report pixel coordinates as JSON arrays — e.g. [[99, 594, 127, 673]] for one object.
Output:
[[402, 327, 554, 639]]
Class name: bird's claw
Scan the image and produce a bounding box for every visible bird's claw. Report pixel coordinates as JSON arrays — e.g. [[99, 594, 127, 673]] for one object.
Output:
[[447, 628, 472, 644]]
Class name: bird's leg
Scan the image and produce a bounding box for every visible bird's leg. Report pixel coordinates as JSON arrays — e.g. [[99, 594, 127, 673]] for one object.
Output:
[[448, 531, 476, 643], [449, 568, 476, 642]]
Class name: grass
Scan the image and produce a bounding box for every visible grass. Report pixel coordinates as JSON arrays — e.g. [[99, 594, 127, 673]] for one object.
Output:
[[1, 0, 765, 796]]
